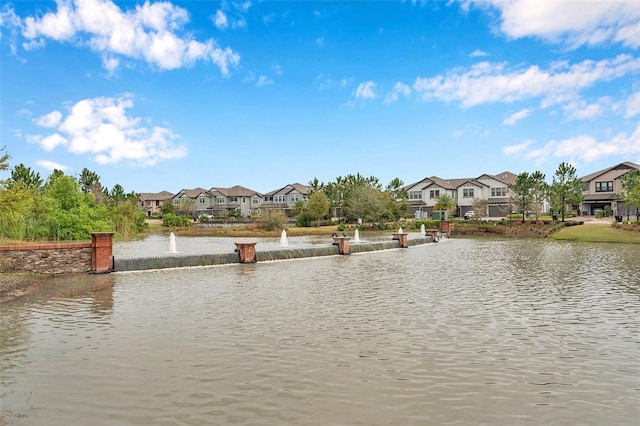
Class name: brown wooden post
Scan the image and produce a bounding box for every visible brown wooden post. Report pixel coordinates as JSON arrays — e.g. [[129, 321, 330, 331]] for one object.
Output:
[[235, 242, 257, 263], [91, 232, 114, 273]]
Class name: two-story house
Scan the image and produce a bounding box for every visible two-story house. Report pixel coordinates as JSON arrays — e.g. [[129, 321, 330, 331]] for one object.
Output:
[[209, 185, 262, 217], [580, 161, 640, 215], [171, 188, 211, 217], [138, 191, 174, 218], [404, 172, 517, 218], [262, 183, 310, 216]]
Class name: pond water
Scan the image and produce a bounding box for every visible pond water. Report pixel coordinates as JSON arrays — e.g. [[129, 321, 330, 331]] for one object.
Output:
[[1, 238, 639, 425]]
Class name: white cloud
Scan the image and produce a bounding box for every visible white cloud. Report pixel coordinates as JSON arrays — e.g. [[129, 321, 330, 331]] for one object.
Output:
[[34, 110, 63, 128], [315, 36, 324, 46], [625, 91, 640, 118], [31, 95, 187, 166], [487, 0, 640, 49], [16, 0, 240, 74], [512, 124, 640, 165], [354, 81, 377, 100], [256, 75, 273, 87], [469, 49, 488, 58], [412, 54, 640, 108], [563, 98, 609, 120], [502, 139, 533, 155], [36, 159, 68, 171], [503, 108, 531, 125], [384, 82, 411, 104], [272, 64, 282, 76], [213, 10, 228, 30]]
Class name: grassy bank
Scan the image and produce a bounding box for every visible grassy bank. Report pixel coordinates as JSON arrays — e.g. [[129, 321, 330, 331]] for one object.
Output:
[[553, 224, 640, 243]]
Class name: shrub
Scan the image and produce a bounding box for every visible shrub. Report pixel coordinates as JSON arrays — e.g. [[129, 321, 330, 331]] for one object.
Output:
[[163, 213, 192, 227], [258, 209, 287, 231]]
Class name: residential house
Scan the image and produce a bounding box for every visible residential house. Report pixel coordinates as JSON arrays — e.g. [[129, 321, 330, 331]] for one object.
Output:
[[580, 161, 640, 216], [262, 183, 310, 216], [404, 171, 518, 218], [208, 185, 262, 217], [138, 191, 174, 218], [475, 171, 518, 217], [171, 188, 211, 217]]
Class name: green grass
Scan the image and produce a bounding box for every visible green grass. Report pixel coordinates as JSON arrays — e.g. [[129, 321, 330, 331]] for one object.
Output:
[[553, 225, 640, 243]]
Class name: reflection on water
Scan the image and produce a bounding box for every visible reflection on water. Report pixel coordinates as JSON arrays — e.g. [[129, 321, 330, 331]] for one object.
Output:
[[1, 239, 639, 425]]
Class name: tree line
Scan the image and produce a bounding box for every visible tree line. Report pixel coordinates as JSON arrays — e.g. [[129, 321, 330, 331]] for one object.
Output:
[[0, 148, 146, 241]]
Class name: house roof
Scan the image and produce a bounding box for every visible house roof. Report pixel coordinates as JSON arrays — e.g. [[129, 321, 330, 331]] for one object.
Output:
[[580, 162, 640, 182], [264, 183, 310, 196], [210, 185, 261, 197], [174, 188, 209, 199], [138, 191, 174, 201]]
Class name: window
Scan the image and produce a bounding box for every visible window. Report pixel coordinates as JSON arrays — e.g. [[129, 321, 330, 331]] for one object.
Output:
[[199, 197, 206, 204], [229, 197, 238, 202], [409, 191, 422, 199], [242, 197, 246, 203], [595, 181, 613, 192], [429, 190, 440, 199], [491, 187, 506, 197], [155, 200, 160, 206], [174, 199, 180, 205], [217, 197, 224, 204], [463, 188, 474, 198], [582, 182, 589, 191], [252, 197, 259, 204]]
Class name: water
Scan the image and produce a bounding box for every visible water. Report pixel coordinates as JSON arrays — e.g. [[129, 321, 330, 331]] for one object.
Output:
[[354, 228, 360, 242], [1, 239, 639, 425], [280, 230, 288, 247]]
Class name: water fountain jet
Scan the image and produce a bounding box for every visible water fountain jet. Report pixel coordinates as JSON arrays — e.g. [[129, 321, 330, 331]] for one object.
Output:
[[354, 229, 360, 242], [168, 232, 178, 254], [280, 229, 289, 247]]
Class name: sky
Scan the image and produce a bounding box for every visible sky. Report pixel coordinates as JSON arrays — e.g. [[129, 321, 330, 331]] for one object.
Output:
[[1, 0, 639, 194]]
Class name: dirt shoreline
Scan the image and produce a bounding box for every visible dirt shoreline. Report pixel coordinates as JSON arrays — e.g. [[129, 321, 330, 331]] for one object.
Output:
[[0, 272, 49, 304]]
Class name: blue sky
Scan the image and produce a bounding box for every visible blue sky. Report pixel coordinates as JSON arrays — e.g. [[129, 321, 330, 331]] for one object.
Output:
[[1, 0, 639, 194]]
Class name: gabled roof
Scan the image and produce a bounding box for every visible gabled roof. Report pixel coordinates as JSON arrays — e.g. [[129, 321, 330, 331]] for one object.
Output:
[[264, 183, 310, 197], [139, 191, 174, 201], [580, 162, 640, 182], [174, 187, 209, 199], [477, 171, 518, 186], [210, 185, 262, 197], [403, 177, 433, 191], [426, 176, 458, 190]]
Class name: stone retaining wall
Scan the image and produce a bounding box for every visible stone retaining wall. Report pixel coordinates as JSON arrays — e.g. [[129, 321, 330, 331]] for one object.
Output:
[[0, 243, 93, 274]]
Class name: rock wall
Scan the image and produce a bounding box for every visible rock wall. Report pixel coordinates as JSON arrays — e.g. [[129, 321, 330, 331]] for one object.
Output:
[[0, 243, 93, 274]]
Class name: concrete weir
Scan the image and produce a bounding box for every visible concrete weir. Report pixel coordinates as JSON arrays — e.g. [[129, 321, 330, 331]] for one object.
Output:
[[113, 235, 433, 272]]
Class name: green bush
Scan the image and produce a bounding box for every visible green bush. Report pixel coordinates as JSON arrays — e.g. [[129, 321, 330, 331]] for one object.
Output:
[[162, 213, 192, 227]]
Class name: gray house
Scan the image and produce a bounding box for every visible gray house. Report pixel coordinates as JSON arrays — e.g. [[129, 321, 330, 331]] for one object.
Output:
[[262, 183, 310, 216]]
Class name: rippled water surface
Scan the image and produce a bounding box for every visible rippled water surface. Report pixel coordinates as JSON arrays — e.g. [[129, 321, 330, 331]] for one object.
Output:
[[1, 239, 639, 425]]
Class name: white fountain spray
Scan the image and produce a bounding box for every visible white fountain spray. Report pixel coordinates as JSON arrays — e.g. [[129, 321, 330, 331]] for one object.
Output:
[[420, 224, 425, 234], [398, 227, 403, 234], [168, 232, 178, 254], [280, 229, 289, 247], [354, 228, 360, 242]]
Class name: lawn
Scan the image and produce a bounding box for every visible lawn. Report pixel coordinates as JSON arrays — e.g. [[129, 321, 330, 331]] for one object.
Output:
[[553, 224, 640, 243]]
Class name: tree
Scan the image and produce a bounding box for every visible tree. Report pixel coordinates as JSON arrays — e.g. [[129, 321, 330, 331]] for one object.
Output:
[[79, 168, 100, 194], [386, 177, 408, 201], [258, 208, 287, 231], [433, 193, 456, 212], [305, 191, 331, 226], [530, 171, 548, 220], [509, 172, 534, 221], [618, 169, 640, 220], [343, 184, 385, 225], [159, 199, 175, 216], [550, 162, 583, 222], [9, 163, 43, 190], [470, 197, 489, 220], [109, 184, 127, 206]]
